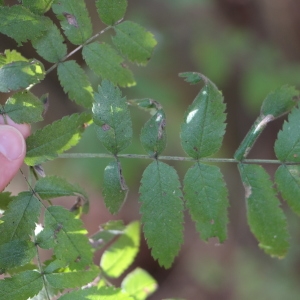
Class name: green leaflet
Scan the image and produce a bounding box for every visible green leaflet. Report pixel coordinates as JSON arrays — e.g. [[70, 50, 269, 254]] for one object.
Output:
[[52, 0, 92, 45], [139, 161, 184, 268], [45, 266, 99, 290], [4, 90, 44, 123], [37, 206, 93, 269], [275, 165, 300, 215], [260, 85, 299, 119], [0, 192, 13, 212], [34, 175, 88, 212], [22, 0, 54, 15], [112, 21, 157, 66], [0, 271, 43, 300], [90, 220, 126, 251], [184, 163, 229, 242], [238, 164, 289, 257], [96, 0, 128, 25], [180, 72, 226, 159], [58, 286, 134, 300], [140, 109, 167, 157], [32, 19, 67, 63], [93, 80, 132, 154], [0, 192, 41, 244], [0, 5, 47, 45], [121, 268, 157, 300], [57, 61, 93, 108], [103, 160, 128, 214], [83, 42, 135, 87], [0, 240, 35, 272], [274, 106, 300, 162], [235, 86, 299, 161], [25, 112, 91, 166], [101, 221, 140, 278], [0, 50, 45, 92]]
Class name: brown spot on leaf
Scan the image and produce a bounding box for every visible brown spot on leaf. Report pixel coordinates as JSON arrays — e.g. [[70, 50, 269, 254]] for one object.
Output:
[[63, 12, 79, 27], [102, 124, 110, 131]]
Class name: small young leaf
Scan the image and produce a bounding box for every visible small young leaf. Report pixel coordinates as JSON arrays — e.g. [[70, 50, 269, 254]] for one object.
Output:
[[184, 163, 229, 242], [274, 106, 300, 162], [103, 160, 128, 214], [93, 80, 132, 154], [58, 286, 134, 300], [34, 175, 88, 203], [0, 5, 47, 45], [96, 0, 128, 25], [0, 192, 13, 212], [83, 42, 135, 87], [45, 266, 99, 290], [140, 109, 167, 157], [32, 19, 67, 63], [0, 240, 36, 272], [121, 268, 157, 300], [0, 56, 45, 92], [25, 112, 91, 166], [112, 21, 157, 66], [260, 85, 299, 119], [238, 164, 289, 257], [52, 0, 92, 45], [37, 206, 93, 269], [180, 73, 226, 159], [57, 61, 93, 109], [0, 271, 43, 300], [139, 161, 184, 268], [0, 192, 41, 244], [275, 165, 300, 215], [22, 0, 54, 15], [101, 221, 140, 278], [4, 90, 44, 123]]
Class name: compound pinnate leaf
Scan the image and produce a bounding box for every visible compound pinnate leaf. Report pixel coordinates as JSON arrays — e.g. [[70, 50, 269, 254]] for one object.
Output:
[[260, 85, 299, 119], [140, 109, 167, 157], [83, 42, 135, 87], [275, 165, 300, 215], [238, 164, 289, 257], [0, 5, 47, 45], [0, 192, 41, 244], [45, 266, 99, 290], [32, 19, 67, 63], [0, 271, 43, 300], [0, 51, 45, 92], [58, 286, 134, 300], [57, 61, 93, 109], [0, 240, 35, 272], [112, 21, 157, 66], [96, 0, 128, 25], [35, 175, 88, 202], [93, 80, 132, 154], [22, 0, 54, 15], [101, 221, 140, 278], [103, 161, 128, 214], [52, 0, 92, 45], [121, 268, 157, 300], [37, 206, 93, 269], [139, 161, 184, 268], [4, 90, 44, 123], [180, 72, 226, 159], [275, 106, 300, 162], [25, 112, 91, 166], [184, 163, 229, 242]]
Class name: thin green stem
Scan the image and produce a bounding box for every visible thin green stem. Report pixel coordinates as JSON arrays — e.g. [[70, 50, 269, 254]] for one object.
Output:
[[57, 153, 297, 164]]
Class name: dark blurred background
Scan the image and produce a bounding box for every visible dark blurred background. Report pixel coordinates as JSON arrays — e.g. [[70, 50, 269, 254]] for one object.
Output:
[[2, 0, 300, 299]]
